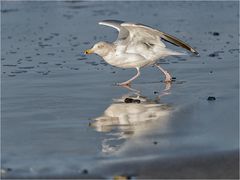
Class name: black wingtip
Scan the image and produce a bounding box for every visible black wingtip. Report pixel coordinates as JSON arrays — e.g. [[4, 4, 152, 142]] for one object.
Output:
[[192, 49, 200, 56]]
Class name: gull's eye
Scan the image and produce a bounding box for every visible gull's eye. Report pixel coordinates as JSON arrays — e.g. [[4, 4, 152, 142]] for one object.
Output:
[[98, 45, 104, 48]]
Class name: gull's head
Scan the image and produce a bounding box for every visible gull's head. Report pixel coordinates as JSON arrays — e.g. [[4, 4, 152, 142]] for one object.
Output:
[[84, 41, 112, 57]]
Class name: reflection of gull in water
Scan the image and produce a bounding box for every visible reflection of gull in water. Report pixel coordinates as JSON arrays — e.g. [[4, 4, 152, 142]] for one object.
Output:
[[84, 20, 199, 85], [91, 84, 173, 154]]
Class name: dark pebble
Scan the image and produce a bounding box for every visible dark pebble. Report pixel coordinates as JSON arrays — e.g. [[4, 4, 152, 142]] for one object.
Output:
[[208, 53, 217, 57], [6, 168, 12, 172], [81, 169, 88, 174], [124, 98, 141, 104], [213, 32, 220, 36], [39, 62, 48, 64], [153, 141, 158, 145], [153, 91, 159, 94], [125, 98, 133, 103], [207, 96, 216, 101]]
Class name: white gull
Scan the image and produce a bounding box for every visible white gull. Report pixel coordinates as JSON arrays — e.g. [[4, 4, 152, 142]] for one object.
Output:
[[84, 20, 199, 86]]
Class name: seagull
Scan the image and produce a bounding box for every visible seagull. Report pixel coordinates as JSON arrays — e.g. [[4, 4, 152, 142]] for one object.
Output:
[[84, 20, 199, 86]]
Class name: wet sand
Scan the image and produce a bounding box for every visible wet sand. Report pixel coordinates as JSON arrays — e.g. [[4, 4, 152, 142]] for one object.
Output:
[[1, 1, 239, 179]]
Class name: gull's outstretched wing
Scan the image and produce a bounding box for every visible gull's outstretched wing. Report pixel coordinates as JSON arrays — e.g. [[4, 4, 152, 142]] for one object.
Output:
[[121, 22, 199, 55], [99, 20, 129, 43]]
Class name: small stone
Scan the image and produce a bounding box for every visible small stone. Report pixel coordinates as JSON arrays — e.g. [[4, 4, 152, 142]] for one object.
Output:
[[213, 32, 220, 36], [81, 169, 88, 174], [124, 98, 133, 103], [124, 98, 141, 104], [207, 96, 216, 101], [132, 99, 141, 103], [153, 141, 158, 145], [209, 53, 216, 57]]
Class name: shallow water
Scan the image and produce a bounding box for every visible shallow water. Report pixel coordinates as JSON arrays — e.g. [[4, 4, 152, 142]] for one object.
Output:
[[1, 1, 239, 178]]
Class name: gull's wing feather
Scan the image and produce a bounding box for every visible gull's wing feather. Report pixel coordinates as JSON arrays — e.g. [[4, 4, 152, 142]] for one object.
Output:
[[121, 23, 199, 55], [158, 32, 199, 55], [99, 20, 129, 42], [121, 22, 166, 48]]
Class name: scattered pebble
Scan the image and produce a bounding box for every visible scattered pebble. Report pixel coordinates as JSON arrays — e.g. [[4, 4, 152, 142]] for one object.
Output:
[[207, 96, 216, 101], [153, 141, 158, 145], [39, 62, 48, 64], [81, 169, 88, 174], [124, 98, 141, 104], [208, 53, 217, 57], [213, 32, 220, 36]]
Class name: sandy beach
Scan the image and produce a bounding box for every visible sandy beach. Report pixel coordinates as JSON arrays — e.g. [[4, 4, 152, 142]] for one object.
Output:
[[1, 1, 239, 179]]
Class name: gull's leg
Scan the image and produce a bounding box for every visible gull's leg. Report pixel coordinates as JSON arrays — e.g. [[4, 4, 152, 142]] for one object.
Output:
[[117, 67, 140, 86], [155, 64, 172, 82]]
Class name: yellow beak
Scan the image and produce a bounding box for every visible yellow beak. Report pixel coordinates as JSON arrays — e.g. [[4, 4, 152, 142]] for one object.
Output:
[[84, 49, 94, 55]]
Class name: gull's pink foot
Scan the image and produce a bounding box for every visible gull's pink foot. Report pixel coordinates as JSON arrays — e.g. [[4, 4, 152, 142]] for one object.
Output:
[[117, 82, 131, 87], [164, 72, 172, 83]]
